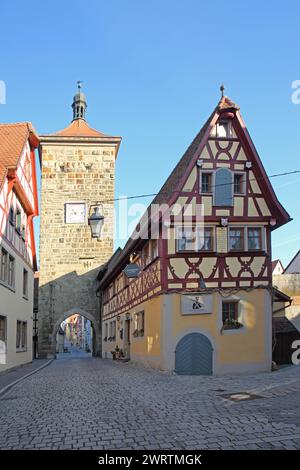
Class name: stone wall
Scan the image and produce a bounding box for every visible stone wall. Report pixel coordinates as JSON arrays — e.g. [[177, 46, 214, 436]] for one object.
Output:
[[273, 274, 300, 332], [38, 141, 117, 357]]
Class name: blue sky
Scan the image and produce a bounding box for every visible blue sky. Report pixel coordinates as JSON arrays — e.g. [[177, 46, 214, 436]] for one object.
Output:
[[1, 0, 300, 267]]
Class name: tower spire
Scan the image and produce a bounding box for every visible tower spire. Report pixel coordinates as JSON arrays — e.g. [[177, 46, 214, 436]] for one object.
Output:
[[72, 81, 87, 121], [220, 83, 225, 98]]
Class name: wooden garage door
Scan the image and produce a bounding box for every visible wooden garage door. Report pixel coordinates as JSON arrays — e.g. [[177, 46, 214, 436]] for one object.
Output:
[[175, 333, 213, 375]]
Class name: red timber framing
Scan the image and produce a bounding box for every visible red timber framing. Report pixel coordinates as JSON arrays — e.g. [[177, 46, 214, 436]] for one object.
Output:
[[99, 95, 291, 320], [0, 123, 39, 270]]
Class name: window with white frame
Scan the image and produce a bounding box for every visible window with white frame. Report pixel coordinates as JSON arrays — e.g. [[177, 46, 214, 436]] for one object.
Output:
[[133, 311, 144, 337], [228, 227, 244, 251], [109, 321, 116, 340], [229, 227, 264, 252], [177, 226, 214, 252], [0, 248, 15, 288], [15, 207, 22, 235], [0, 316, 6, 355], [222, 301, 243, 330], [23, 269, 28, 298], [16, 321, 27, 351], [104, 323, 108, 341], [9, 207, 15, 225], [247, 227, 263, 251]]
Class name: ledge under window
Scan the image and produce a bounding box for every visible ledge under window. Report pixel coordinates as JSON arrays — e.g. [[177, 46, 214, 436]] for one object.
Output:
[[0, 280, 16, 293]]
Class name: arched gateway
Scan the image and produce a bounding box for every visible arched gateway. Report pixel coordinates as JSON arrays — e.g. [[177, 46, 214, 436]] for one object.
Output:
[[37, 85, 121, 358], [52, 308, 101, 357]]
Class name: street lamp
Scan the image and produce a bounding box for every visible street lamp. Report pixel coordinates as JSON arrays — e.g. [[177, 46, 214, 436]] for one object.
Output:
[[88, 205, 104, 238]]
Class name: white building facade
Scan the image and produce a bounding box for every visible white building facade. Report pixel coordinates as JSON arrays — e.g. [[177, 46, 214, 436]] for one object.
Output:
[[0, 123, 39, 371]]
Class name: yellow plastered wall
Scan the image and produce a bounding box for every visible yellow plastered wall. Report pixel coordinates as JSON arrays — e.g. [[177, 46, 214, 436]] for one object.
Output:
[[102, 296, 162, 366], [170, 289, 270, 369], [130, 296, 162, 359]]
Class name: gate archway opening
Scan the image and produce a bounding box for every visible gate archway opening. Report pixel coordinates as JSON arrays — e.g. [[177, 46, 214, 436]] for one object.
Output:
[[51, 308, 101, 359]]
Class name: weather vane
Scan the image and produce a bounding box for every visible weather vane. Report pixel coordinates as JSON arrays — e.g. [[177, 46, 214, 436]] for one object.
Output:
[[77, 80, 83, 91], [220, 83, 225, 97]]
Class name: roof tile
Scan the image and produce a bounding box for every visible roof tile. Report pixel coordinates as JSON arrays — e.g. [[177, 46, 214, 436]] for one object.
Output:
[[0, 122, 39, 189]]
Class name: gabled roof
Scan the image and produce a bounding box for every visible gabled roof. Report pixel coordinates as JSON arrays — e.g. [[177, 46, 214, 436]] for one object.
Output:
[[99, 95, 291, 288], [53, 118, 107, 137], [273, 316, 299, 334], [272, 259, 284, 273], [284, 249, 300, 274], [152, 96, 238, 206], [0, 122, 39, 189], [272, 287, 292, 303]]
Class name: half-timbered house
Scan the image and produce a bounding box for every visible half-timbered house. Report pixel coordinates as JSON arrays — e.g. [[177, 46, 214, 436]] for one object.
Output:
[[98, 95, 291, 375], [0, 122, 39, 371]]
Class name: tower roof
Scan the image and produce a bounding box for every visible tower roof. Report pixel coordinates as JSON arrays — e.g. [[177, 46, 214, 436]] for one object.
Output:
[[42, 83, 121, 143], [53, 118, 107, 137]]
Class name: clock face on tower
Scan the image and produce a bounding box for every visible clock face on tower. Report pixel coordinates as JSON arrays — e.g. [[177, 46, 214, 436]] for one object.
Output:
[[65, 202, 86, 224]]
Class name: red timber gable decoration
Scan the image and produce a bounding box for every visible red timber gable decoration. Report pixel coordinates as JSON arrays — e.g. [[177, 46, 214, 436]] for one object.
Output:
[[99, 95, 291, 319], [0, 122, 39, 269]]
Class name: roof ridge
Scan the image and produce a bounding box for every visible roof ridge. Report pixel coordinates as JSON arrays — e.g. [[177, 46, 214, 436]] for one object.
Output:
[[0, 121, 33, 127]]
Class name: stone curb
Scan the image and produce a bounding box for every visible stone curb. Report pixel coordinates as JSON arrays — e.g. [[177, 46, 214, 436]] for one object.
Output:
[[0, 359, 54, 398]]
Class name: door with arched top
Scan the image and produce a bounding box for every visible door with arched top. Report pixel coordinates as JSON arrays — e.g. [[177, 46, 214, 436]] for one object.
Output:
[[175, 332, 213, 375]]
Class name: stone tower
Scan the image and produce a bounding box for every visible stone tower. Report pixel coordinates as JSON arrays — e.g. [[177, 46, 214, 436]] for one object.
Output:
[[38, 84, 121, 358]]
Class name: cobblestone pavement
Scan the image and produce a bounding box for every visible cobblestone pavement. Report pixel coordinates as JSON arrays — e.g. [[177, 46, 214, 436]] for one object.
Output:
[[0, 358, 300, 450]]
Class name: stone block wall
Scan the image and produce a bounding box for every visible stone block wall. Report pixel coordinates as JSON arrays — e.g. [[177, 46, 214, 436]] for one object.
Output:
[[38, 140, 118, 357]]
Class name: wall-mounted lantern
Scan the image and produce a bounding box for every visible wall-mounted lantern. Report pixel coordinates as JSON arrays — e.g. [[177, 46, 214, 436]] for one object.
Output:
[[88, 205, 104, 238]]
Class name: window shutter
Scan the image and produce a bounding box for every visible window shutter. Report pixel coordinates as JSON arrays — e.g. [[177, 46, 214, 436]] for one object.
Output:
[[214, 169, 233, 206]]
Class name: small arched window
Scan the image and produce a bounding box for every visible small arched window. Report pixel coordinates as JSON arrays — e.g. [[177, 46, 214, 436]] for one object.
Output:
[[214, 168, 233, 206]]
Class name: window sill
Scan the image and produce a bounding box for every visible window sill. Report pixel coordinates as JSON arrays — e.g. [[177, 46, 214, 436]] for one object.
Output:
[[176, 250, 215, 254], [0, 280, 16, 293], [209, 136, 238, 141], [229, 250, 265, 254], [221, 325, 244, 334], [16, 348, 27, 353], [23, 295, 29, 301]]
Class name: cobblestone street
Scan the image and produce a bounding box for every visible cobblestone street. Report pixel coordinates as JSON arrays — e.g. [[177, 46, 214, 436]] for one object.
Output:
[[0, 358, 300, 450]]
